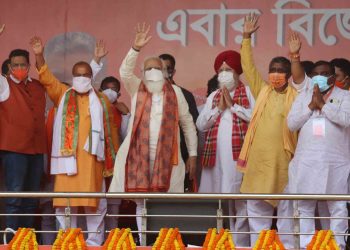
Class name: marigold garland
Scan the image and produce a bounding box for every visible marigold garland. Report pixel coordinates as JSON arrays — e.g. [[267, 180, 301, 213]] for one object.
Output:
[[152, 228, 185, 250], [202, 228, 235, 250], [7, 228, 38, 250], [252, 230, 285, 250], [307, 230, 340, 250], [102, 228, 136, 250], [52, 228, 87, 250]]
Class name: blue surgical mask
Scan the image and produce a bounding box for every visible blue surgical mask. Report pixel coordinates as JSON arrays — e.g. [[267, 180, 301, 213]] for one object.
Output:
[[311, 75, 331, 92]]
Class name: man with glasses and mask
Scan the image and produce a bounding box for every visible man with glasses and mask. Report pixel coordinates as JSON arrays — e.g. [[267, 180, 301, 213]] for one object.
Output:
[[286, 32, 350, 250], [237, 14, 301, 247], [0, 25, 47, 233], [30, 36, 119, 246], [109, 23, 197, 244], [159, 53, 199, 191], [196, 50, 255, 247]]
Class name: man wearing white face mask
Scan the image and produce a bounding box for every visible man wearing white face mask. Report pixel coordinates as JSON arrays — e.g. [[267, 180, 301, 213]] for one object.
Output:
[[98, 76, 131, 233], [109, 23, 197, 244], [40, 39, 109, 245], [30, 36, 119, 246], [99, 76, 130, 141], [286, 32, 350, 250], [196, 50, 255, 247]]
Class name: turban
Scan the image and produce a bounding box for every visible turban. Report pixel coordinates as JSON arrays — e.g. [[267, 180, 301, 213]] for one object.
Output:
[[214, 50, 242, 75]]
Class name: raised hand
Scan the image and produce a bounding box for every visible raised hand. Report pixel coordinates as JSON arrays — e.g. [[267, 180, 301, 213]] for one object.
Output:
[[288, 32, 301, 54], [133, 22, 152, 50], [0, 24, 5, 35], [30, 36, 44, 55], [94, 40, 108, 64], [29, 36, 46, 69], [243, 13, 259, 38]]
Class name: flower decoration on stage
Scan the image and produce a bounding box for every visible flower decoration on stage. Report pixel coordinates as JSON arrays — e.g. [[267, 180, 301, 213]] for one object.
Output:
[[307, 230, 340, 250], [103, 228, 136, 250], [152, 228, 185, 250], [203, 228, 235, 250], [253, 230, 285, 250], [7, 228, 39, 250], [52, 228, 87, 250]]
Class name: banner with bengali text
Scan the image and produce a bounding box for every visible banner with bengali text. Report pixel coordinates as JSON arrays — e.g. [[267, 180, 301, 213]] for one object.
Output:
[[1, 0, 349, 104]]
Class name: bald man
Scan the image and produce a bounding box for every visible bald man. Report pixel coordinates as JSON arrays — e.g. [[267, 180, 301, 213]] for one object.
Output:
[[31, 36, 119, 246]]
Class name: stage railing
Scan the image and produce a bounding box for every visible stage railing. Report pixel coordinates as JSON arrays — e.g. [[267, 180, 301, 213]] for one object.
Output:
[[1, 192, 350, 248]]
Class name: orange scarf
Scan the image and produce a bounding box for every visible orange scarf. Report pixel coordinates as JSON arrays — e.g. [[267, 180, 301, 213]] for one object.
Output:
[[59, 89, 118, 177], [125, 81, 179, 192]]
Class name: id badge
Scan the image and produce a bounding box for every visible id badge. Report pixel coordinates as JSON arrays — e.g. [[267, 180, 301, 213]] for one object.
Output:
[[312, 117, 326, 137]]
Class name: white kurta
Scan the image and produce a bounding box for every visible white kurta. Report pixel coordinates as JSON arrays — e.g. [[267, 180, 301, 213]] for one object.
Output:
[[196, 88, 255, 247], [196, 87, 255, 193], [109, 48, 198, 193], [287, 83, 350, 195], [287, 78, 350, 250]]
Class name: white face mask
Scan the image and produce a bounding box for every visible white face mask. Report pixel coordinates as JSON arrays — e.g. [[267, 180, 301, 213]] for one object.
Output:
[[102, 88, 118, 103], [72, 76, 92, 93], [218, 71, 236, 90], [144, 68, 165, 93]]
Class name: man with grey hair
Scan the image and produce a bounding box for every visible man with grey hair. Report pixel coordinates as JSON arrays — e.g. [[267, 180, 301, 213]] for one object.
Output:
[[109, 23, 198, 243]]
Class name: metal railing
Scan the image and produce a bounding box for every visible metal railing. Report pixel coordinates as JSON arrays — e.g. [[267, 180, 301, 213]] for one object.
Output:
[[0, 192, 350, 248]]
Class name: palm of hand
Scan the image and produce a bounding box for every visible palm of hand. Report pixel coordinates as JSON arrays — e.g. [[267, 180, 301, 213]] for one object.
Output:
[[289, 40, 301, 54], [315, 94, 324, 108], [223, 92, 232, 107], [32, 42, 43, 54], [134, 33, 148, 48], [95, 47, 107, 58], [244, 22, 256, 34], [218, 94, 226, 110]]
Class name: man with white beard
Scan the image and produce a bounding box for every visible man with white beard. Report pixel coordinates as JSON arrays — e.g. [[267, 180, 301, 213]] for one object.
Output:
[[196, 50, 255, 247], [109, 23, 198, 243]]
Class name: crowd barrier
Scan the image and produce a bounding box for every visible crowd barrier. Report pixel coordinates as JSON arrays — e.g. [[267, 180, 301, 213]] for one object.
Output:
[[0, 192, 349, 249]]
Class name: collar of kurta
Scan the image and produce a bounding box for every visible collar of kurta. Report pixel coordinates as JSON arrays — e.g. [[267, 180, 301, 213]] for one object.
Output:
[[10, 74, 32, 84]]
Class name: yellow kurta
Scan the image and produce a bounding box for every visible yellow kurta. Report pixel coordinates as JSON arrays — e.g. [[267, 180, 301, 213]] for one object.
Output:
[[38, 64, 119, 208], [239, 39, 294, 206]]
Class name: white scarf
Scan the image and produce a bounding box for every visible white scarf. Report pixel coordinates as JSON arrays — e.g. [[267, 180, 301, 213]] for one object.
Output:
[[51, 88, 105, 175]]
